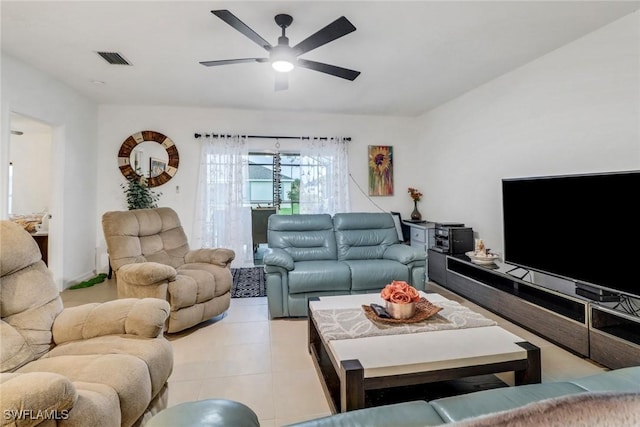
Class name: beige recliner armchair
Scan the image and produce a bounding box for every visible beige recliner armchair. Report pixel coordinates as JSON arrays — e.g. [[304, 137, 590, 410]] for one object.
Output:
[[0, 220, 173, 427], [102, 207, 235, 333]]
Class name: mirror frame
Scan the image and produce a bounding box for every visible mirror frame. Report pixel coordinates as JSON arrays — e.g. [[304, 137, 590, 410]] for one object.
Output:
[[117, 130, 179, 187]]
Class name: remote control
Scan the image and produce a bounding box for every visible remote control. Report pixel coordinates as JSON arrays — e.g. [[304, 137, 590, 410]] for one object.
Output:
[[370, 303, 391, 318]]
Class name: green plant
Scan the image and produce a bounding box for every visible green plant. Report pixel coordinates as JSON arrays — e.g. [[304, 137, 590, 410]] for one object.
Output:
[[121, 174, 161, 210], [69, 273, 108, 290]]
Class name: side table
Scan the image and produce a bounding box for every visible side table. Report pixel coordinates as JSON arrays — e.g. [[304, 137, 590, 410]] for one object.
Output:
[[31, 233, 48, 266]]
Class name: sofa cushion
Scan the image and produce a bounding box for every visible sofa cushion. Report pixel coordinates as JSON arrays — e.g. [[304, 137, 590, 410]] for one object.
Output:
[[287, 261, 352, 294], [102, 207, 190, 270], [171, 270, 215, 304], [268, 214, 338, 261], [0, 222, 64, 371], [568, 366, 640, 392], [180, 262, 232, 296], [449, 392, 640, 427], [343, 260, 410, 291], [18, 353, 153, 427], [0, 371, 77, 423], [284, 400, 445, 427], [333, 213, 399, 260], [1, 320, 34, 372], [69, 381, 121, 427], [0, 220, 44, 276], [45, 335, 173, 398], [430, 382, 587, 423]]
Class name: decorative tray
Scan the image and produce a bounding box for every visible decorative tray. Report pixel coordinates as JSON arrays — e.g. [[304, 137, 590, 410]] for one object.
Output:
[[465, 251, 500, 265], [362, 298, 443, 325]]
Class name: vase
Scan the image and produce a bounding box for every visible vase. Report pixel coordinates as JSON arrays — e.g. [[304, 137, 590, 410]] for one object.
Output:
[[410, 201, 422, 221], [385, 301, 416, 319]]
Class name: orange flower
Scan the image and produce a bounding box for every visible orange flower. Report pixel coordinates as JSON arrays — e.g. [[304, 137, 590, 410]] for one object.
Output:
[[380, 286, 394, 301], [380, 281, 420, 304], [390, 291, 411, 304]]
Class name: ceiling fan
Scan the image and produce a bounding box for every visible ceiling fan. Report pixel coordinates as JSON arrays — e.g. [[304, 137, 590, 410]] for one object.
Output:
[[200, 10, 361, 91]]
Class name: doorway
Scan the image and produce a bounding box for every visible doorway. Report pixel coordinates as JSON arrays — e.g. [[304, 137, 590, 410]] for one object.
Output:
[[8, 112, 53, 265]]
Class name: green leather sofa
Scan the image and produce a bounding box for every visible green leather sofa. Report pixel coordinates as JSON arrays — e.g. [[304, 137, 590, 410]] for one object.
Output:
[[263, 213, 427, 318], [286, 366, 640, 426], [146, 367, 640, 426]]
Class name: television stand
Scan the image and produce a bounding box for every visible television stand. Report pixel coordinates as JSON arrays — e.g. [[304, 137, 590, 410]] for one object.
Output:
[[442, 255, 589, 356], [438, 255, 640, 369], [589, 303, 640, 369]]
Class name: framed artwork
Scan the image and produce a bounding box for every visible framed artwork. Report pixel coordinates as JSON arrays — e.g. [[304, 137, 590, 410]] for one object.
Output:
[[149, 157, 167, 178], [368, 145, 393, 196]]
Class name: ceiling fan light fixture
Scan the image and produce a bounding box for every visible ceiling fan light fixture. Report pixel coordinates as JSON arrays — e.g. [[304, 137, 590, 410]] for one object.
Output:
[[272, 60, 294, 72], [270, 45, 296, 72]]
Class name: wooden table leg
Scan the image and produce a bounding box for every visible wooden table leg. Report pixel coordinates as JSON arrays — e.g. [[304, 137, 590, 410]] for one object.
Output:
[[515, 341, 541, 385], [340, 359, 364, 412]]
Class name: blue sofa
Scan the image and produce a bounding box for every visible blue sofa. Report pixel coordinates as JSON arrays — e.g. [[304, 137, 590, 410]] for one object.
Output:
[[263, 213, 427, 318], [146, 367, 640, 427]]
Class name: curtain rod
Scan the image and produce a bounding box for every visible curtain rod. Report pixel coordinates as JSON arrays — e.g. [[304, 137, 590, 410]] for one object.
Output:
[[194, 133, 351, 142]]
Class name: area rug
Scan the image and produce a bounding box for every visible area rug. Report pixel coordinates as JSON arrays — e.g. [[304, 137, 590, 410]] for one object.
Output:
[[231, 267, 266, 298]]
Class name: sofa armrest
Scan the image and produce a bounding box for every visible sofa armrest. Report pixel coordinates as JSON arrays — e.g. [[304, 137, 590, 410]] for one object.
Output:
[[383, 244, 426, 264], [185, 248, 235, 268], [0, 372, 77, 424], [117, 262, 177, 285], [52, 298, 170, 344], [262, 248, 295, 271]]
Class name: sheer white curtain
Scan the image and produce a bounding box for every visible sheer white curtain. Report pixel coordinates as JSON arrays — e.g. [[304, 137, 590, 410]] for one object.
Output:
[[192, 135, 254, 267], [299, 137, 350, 214]]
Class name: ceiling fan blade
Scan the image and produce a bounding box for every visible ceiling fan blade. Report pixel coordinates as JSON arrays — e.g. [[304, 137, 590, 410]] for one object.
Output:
[[275, 73, 289, 91], [297, 59, 360, 81], [292, 16, 356, 56], [200, 58, 268, 67], [212, 10, 273, 51]]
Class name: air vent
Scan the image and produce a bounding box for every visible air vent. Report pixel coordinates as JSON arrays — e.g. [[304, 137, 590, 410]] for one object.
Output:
[[96, 51, 131, 65]]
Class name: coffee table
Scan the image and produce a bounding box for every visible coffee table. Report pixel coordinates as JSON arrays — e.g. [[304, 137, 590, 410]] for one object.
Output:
[[308, 292, 541, 413]]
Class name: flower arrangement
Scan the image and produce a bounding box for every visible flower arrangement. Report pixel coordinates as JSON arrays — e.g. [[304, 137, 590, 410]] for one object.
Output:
[[408, 187, 423, 202], [380, 280, 421, 304]]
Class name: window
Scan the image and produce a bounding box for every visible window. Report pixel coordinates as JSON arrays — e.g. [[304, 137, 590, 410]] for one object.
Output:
[[248, 152, 300, 214]]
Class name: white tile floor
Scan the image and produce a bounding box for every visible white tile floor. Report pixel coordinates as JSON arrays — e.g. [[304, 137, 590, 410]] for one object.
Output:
[[60, 279, 606, 426]]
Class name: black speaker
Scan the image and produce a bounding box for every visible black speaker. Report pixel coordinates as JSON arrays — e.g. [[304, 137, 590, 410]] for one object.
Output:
[[434, 224, 474, 254]]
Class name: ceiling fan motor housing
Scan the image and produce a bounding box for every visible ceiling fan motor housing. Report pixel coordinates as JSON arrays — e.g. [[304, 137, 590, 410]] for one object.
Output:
[[275, 14, 293, 29]]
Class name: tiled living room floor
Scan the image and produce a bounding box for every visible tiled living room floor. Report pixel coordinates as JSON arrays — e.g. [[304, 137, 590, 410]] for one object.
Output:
[[61, 279, 606, 426]]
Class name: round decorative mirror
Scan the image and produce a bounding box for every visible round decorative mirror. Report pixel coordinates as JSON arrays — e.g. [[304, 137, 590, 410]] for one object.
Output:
[[117, 130, 179, 187]]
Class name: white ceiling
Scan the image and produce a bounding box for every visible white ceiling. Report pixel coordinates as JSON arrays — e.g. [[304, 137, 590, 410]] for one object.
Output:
[[2, 1, 639, 117]]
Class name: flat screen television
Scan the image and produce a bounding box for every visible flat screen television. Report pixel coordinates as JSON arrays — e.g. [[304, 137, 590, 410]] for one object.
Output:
[[502, 170, 640, 299]]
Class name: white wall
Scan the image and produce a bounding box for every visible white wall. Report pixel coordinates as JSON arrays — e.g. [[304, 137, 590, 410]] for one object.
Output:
[[95, 105, 416, 270], [412, 11, 640, 255], [1, 53, 99, 289], [8, 130, 51, 215]]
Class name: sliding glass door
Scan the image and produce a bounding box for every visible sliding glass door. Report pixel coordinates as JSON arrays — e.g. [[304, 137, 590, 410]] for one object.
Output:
[[247, 152, 300, 214]]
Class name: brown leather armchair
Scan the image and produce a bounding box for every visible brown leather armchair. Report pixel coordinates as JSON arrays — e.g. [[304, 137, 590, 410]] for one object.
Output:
[[102, 207, 235, 333]]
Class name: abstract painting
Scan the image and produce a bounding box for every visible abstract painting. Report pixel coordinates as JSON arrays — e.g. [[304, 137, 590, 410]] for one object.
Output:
[[368, 145, 393, 196]]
